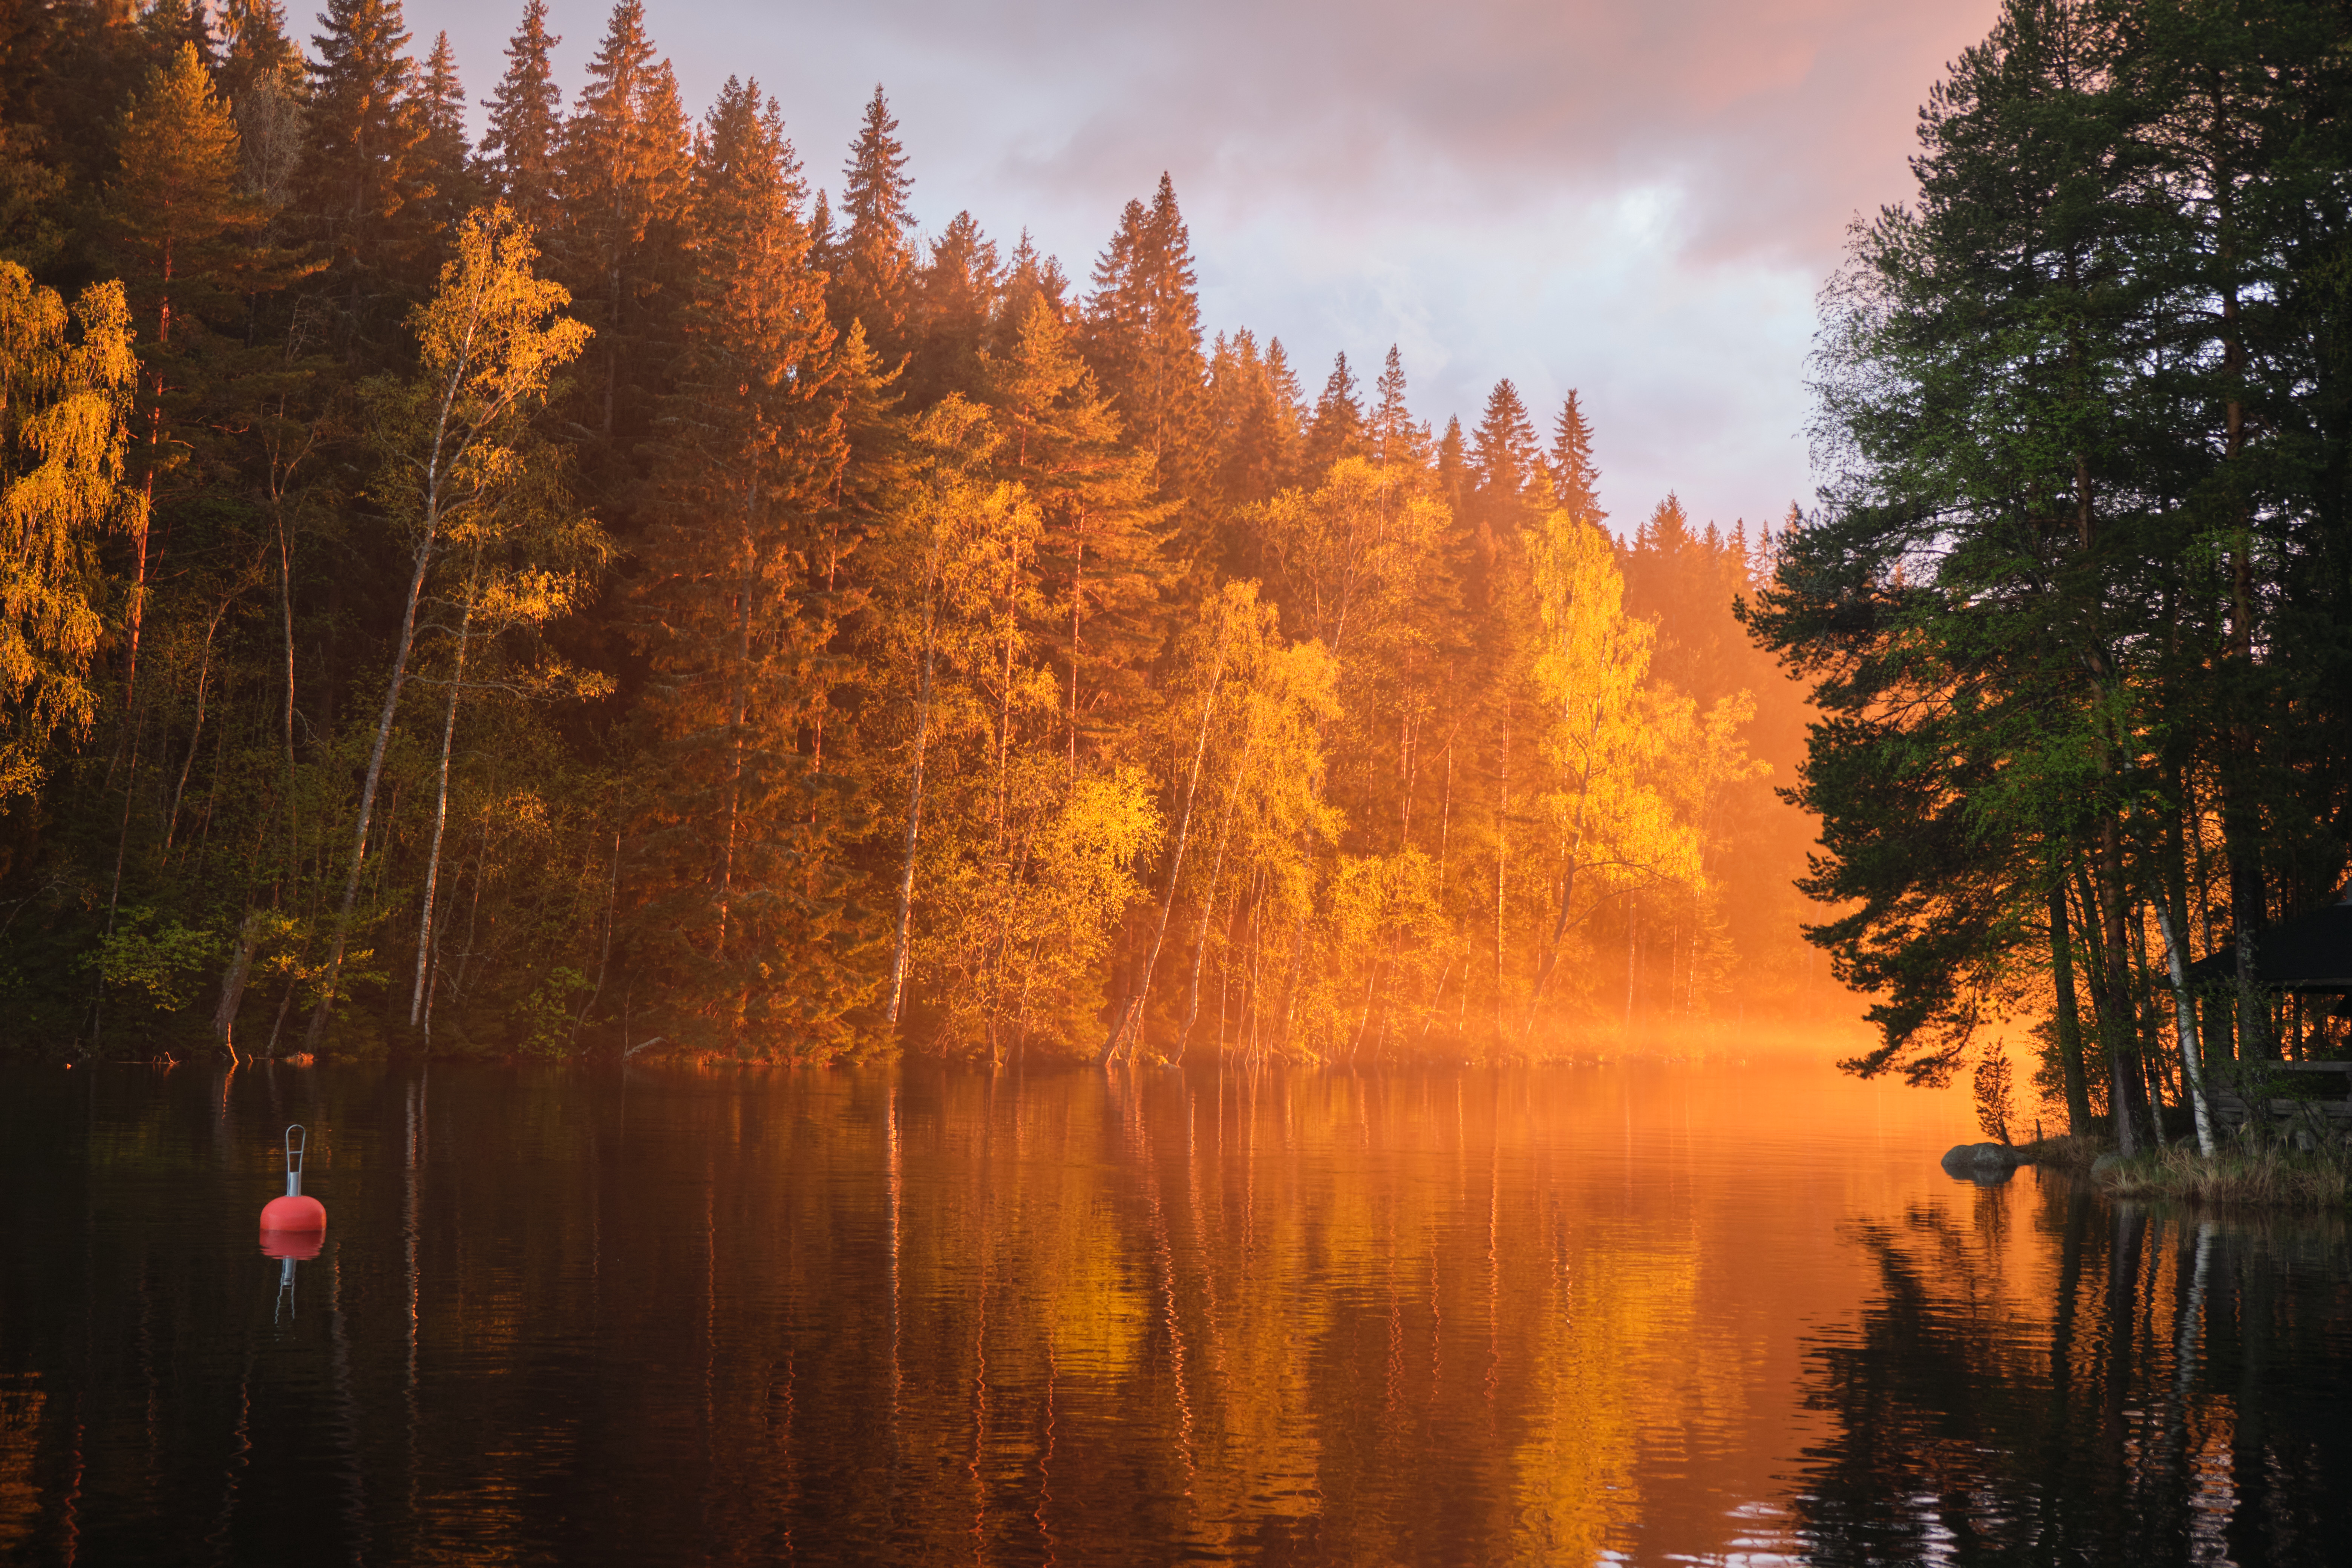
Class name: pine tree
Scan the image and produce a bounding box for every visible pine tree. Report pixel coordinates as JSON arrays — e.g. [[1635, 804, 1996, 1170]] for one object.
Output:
[[628, 78, 867, 1056], [100, 43, 269, 349], [478, 0, 563, 231], [1747, 0, 2172, 1142], [95, 40, 298, 715]]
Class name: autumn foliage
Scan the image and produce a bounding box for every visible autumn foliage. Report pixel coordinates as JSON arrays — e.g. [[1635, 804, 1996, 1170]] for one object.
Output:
[[0, 0, 1824, 1063]]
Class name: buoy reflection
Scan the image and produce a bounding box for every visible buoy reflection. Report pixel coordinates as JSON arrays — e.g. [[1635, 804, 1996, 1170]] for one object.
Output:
[[262, 1239, 312, 1323]]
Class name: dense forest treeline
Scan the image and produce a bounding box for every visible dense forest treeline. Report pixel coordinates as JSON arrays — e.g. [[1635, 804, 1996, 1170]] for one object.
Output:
[[1752, 0, 2352, 1152], [0, 0, 1823, 1062]]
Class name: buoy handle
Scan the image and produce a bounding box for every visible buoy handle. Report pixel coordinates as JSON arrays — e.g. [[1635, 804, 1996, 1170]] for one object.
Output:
[[284, 1124, 306, 1198]]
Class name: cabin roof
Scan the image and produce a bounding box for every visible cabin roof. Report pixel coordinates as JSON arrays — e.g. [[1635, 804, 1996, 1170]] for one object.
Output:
[[2184, 897, 2352, 992]]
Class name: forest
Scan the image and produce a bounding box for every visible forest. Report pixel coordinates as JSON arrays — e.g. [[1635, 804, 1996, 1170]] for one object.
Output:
[[1750, 0, 2352, 1153], [0, 0, 1827, 1065]]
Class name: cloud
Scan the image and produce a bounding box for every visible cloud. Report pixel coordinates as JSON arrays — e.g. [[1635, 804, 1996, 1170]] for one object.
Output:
[[413, 0, 1998, 529]]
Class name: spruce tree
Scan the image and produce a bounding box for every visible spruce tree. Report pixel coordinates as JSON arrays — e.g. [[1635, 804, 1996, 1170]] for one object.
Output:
[[557, 0, 690, 447], [1302, 350, 1364, 477], [218, 2, 305, 217], [994, 229, 1067, 341], [628, 78, 868, 1056], [408, 31, 478, 241], [905, 208, 997, 409], [1370, 345, 1425, 469], [0, 0, 64, 268], [1083, 173, 1204, 459], [139, 0, 215, 72], [291, 0, 429, 351], [831, 83, 917, 363], [1204, 328, 1300, 522], [1470, 378, 1540, 531], [478, 0, 563, 232], [979, 294, 1165, 775], [1547, 390, 1599, 519], [34, 0, 151, 194], [217, 0, 302, 107]]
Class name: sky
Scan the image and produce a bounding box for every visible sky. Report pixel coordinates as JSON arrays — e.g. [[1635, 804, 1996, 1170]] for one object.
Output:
[[405, 0, 2003, 538]]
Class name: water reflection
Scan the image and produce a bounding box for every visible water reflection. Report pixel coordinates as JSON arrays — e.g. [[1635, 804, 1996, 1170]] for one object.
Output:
[[1790, 1175, 2352, 1565], [0, 1060, 2346, 1565]]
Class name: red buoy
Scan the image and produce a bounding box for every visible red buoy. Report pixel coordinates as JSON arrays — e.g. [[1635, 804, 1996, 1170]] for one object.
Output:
[[260, 1124, 326, 1239], [260, 1192, 326, 1232]]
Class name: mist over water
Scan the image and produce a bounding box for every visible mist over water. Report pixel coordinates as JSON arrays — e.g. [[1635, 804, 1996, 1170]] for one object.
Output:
[[2, 1057, 2344, 1565]]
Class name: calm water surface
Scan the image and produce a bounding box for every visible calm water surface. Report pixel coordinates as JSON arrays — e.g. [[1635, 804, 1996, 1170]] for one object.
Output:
[[2, 1058, 2347, 1565]]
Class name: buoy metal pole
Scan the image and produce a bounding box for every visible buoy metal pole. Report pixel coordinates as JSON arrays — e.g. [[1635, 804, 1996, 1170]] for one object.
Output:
[[260, 1122, 327, 1236]]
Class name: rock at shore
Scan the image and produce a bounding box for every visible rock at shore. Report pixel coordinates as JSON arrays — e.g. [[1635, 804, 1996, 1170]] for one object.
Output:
[[1941, 1142, 2019, 1181]]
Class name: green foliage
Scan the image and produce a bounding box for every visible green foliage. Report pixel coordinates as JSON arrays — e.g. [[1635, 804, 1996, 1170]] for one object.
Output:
[[90, 908, 221, 1014], [1749, 0, 2352, 1121], [512, 965, 590, 1057]]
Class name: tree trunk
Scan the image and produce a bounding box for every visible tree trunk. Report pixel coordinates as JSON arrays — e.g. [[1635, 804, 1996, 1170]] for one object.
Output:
[[165, 586, 237, 854], [1177, 720, 1255, 1060], [303, 531, 434, 1049], [2151, 898, 2216, 1157], [213, 911, 264, 1058], [275, 502, 301, 891], [2093, 815, 2153, 1156], [1099, 627, 1228, 1065], [2049, 876, 2092, 1135], [1521, 717, 1599, 1040], [886, 590, 940, 1025], [409, 586, 474, 1031], [1493, 705, 1508, 1035]]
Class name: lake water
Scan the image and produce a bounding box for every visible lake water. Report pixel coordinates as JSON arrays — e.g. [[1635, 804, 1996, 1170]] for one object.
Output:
[[2, 1057, 2347, 1566]]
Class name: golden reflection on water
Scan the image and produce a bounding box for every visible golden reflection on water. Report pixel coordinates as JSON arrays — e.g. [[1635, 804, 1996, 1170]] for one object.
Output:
[[9, 1054, 2183, 1567], [646, 1057, 1982, 1565]]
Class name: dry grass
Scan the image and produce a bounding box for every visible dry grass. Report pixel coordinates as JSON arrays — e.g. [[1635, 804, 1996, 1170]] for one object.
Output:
[[2015, 1133, 2103, 1171], [2098, 1140, 2352, 1208]]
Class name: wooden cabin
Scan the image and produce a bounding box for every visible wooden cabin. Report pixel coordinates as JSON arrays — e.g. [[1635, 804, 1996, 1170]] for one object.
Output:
[[2205, 1060, 2352, 1138], [2186, 892, 2352, 1138]]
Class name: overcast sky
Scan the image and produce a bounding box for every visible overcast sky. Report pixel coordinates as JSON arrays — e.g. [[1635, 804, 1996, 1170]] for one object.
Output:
[[403, 0, 2000, 537]]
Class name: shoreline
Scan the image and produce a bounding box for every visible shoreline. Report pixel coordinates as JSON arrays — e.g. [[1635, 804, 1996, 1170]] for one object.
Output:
[[1980, 1135, 2352, 1211]]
